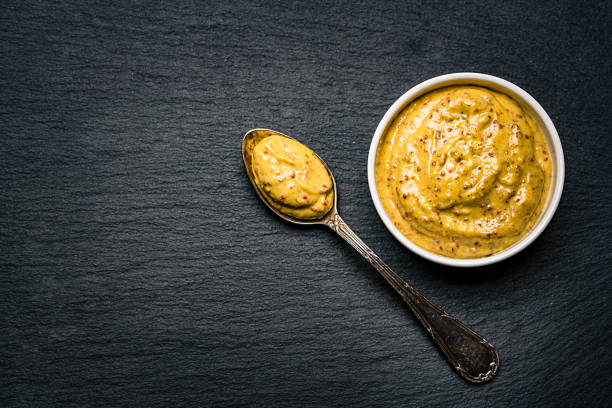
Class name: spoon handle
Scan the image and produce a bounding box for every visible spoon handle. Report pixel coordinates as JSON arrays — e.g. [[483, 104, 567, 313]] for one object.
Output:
[[326, 213, 499, 383]]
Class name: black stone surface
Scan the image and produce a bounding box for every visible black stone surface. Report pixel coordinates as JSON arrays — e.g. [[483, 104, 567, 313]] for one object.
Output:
[[2, 1, 612, 406]]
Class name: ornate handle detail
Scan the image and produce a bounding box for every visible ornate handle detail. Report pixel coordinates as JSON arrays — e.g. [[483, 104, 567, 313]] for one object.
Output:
[[326, 212, 499, 383]]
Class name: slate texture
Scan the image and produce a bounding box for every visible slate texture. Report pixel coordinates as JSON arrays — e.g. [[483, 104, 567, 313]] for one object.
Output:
[[1, 1, 611, 407]]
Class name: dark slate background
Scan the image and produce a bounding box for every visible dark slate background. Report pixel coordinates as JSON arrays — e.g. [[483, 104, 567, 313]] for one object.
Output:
[[2, 1, 611, 407]]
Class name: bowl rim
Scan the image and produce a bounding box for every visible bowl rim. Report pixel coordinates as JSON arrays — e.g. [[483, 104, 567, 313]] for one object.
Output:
[[367, 73, 565, 267]]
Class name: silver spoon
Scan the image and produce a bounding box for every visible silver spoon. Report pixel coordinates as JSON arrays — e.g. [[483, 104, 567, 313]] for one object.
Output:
[[242, 128, 499, 384]]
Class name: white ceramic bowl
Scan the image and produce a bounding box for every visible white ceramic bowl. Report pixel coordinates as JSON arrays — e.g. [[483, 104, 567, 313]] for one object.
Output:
[[367, 73, 565, 267]]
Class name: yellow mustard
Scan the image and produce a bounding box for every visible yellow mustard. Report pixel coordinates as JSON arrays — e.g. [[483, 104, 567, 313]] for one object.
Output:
[[252, 135, 333, 219], [375, 86, 552, 258]]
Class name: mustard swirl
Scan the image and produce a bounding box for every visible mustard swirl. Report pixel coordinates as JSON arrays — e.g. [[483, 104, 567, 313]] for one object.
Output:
[[375, 86, 552, 258]]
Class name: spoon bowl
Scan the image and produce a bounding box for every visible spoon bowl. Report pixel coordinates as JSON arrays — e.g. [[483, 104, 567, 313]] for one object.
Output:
[[242, 128, 338, 225]]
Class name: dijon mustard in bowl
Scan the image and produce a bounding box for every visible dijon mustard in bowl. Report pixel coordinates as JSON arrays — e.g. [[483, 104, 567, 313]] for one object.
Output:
[[367, 73, 564, 267]]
